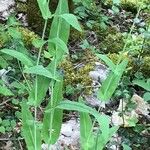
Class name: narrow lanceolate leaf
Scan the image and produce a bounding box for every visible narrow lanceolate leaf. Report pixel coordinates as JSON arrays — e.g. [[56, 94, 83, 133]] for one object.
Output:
[[56, 100, 109, 126], [97, 126, 119, 150], [49, 37, 69, 54], [0, 85, 14, 96], [42, 78, 63, 144], [1, 49, 33, 67], [80, 111, 95, 149], [37, 0, 51, 19], [21, 101, 41, 150], [96, 54, 116, 71], [98, 59, 128, 101], [60, 13, 82, 32], [48, 0, 70, 58], [24, 65, 59, 81], [27, 61, 55, 106]]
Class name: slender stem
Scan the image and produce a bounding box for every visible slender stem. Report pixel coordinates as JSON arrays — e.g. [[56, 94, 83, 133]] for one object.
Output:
[[86, 6, 142, 148], [121, 99, 125, 126], [117, 6, 141, 65], [34, 18, 48, 150], [18, 61, 32, 91], [48, 28, 58, 150]]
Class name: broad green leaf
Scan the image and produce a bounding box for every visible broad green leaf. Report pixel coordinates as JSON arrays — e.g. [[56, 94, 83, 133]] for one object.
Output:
[[24, 65, 58, 80], [37, 0, 52, 19], [8, 27, 22, 39], [0, 126, 5, 134], [0, 85, 14, 96], [42, 78, 63, 144], [1, 49, 33, 67], [0, 56, 8, 68], [133, 79, 150, 91], [98, 59, 128, 101], [60, 13, 82, 31], [122, 143, 132, 150], [113, 0, 121, 5], [143, 92, 150, 101], [32, 38, 46, 48], [21, 101, 41, 150], [96, 54, 116, 71]]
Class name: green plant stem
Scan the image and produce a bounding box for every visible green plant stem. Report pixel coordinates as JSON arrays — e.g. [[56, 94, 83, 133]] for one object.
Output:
[[18, 61, 32, 91], [117, 6, 141, 65], [48, 31, 58, 150], [34, 18, 48, 150]]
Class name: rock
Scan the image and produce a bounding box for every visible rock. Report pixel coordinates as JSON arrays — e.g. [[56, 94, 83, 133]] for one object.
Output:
[[42, 118, 80, 150], [111, 94, 150, 127], [131, 94, 150, 116], [89, 62, 108, 82], [0, 0, 15, 20], [84, 95, 106, 108], [85, 62, 109, 108]]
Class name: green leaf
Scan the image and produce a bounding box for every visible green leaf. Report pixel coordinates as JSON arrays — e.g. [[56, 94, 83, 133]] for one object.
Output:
[[2, 119, 10, 127], [143, 92, 150, 101], [42, 78, 63, 144], [96, 54, 116, 71], [97, 126, 118, 150], [1, 49, 33, 67], [49, 37, 69, 54], [122, 143, 132, 150], [98, 59, 128, 101], [133, 79, 150, 91], [27, 62, 55, 106], [21, 101, 41, 150], [32, 38, 46, 48], [0, 126, 5, 134], [113, 0, 121, 5], [8, 27, 22, 39], [60, 13, 82, 31], [56, 100, 118, 149], [24, 65, 58, 80], [37, 0, 51, 19], [56, 100, 109, 126], [80, 111, 95, 149], [48, 0, 70, 58], [0, 85, 14, 96], [0, 56, 8, 68]]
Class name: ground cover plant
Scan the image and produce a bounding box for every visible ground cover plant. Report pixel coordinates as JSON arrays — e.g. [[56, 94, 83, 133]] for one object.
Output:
[[0, 0, 149, 150]]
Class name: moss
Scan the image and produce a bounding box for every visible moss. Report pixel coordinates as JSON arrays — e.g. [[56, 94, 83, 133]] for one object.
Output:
[[107, 53, 150, 77], [99, 32, 124, 54], [69, 25, 86, 42], [26, 0, 74, 34], [107, 52, 133, 67], [0, 26, 39, 48], [141, 56, 150, 77], [104, 0, 149, 11], [16, 2, 27, 13], [60, 50, 96, 95], [17, 27, 39, 46]]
